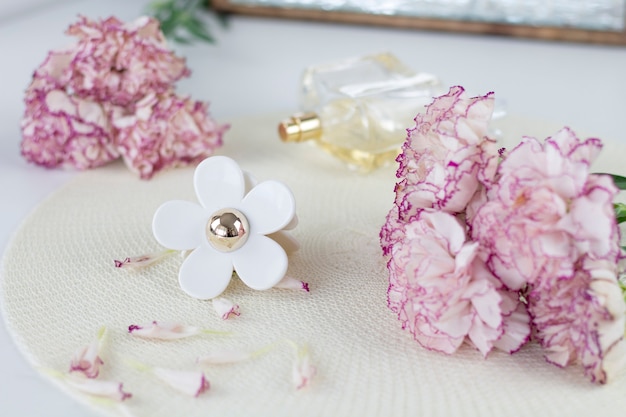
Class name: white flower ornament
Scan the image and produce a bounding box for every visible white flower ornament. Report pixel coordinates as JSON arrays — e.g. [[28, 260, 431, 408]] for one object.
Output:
[[152, 156, 297, 299]]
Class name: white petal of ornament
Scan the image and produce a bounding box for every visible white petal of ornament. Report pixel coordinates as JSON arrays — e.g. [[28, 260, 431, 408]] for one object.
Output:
[[267, 230, 300, 254], [240, 180, 296, 235], [283, 213, 299, 230], [179, 245, 234, 299], [194, 156, 245, 212], [153, 200, 208, 250], [243, 170, 258, 194], [232, 235, 288, 290]]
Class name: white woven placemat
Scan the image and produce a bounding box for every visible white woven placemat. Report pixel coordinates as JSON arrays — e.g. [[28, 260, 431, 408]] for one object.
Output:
[[2, 114, 625, 417]]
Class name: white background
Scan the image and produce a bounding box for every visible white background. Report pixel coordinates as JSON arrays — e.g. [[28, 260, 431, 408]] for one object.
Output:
[[1, 1, 625, 415]]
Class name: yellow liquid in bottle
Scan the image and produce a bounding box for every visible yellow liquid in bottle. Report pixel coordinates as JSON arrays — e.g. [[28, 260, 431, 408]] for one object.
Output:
[[314, 97, 414, 171], [314, 140, 401, 172]]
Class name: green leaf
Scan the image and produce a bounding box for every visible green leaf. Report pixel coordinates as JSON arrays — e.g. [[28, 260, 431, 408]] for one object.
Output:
[[615, 203, 626, 224], [147, 0, 222, 45], [159, 18, 178, 37], [611, 174, 626, 190], [184, 18, 215, 43], [596, 173, 626, 190], [146, 1, 169, 13], [172, 35, 193, 44]]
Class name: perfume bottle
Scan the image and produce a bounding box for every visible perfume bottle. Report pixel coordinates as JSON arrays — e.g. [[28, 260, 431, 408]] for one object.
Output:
[[278, 52, 446, 171]]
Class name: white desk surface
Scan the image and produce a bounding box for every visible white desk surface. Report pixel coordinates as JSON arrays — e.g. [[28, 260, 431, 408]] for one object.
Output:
[[1, 1, 625, 415]]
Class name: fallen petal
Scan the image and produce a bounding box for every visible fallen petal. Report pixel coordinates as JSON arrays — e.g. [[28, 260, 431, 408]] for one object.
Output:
[[69, 326, 106, 378], [275, 276, 310, 292], [114, 250, 175, 269], [292, 344, 316, 390], [211, 297, 240, 320], [65, 377, 131, 401], [128, 321, 201, 340], [152, 368, 210, 397]]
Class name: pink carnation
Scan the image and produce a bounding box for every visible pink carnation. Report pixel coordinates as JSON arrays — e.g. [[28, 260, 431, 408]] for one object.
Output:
[[529, 256, 625, 384], [113, 93, 228, 179], [26, 49, 74, 93], [21, 15, 226, 177], [471, 128, 625, 382], [65, 16, 190, 106], [471, 129, 617, 290], [380, 206, 404, 257], [381, 86, 626, 383], [386, 210, 529, 356], [21, 89, 119, 169], [394, 86, 498, 221]]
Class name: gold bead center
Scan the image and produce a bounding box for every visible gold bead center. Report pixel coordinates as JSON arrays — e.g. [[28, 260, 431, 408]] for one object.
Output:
[[206, 208, 249, 252]]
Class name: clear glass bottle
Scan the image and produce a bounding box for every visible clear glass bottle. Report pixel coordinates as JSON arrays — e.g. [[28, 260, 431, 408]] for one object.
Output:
[[278, 52, 446, 171]]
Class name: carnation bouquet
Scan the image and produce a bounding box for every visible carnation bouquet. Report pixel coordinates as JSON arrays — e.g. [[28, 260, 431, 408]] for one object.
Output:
[[21, 16, 227, 179], [381, 86, 626, 384]]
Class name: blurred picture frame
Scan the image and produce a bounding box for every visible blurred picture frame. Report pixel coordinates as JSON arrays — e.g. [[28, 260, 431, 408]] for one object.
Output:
[[211, 0, 626, 45]]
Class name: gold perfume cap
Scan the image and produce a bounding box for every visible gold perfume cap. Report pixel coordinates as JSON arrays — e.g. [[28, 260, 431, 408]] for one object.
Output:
[[278, 112, 322, 143]]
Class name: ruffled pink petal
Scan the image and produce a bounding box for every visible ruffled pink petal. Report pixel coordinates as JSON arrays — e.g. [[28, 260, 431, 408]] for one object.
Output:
[[380, 206, 404, 257], [411, 323, 465, 354], [385, 210, 511, 356], [114, 93, 227, 179], [65, 15, 190, 107], [467, 313, 503, 357], [470, 164, 575, 289], [29, 49, 74, 90], [466, 279, 502, 330], [21, 89, 119, 170], [529, 257, 625, 383], [393, 86, 497, 218], [559, 174, 619, 259], [492, 294, 531, 354]]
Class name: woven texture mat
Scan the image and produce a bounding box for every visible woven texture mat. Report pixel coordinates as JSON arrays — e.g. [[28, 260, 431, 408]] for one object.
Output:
[[2, 114, 626, 417]]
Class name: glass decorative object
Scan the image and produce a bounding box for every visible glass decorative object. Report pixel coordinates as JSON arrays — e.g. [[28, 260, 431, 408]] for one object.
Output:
[[278, 52, 446, 171]]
